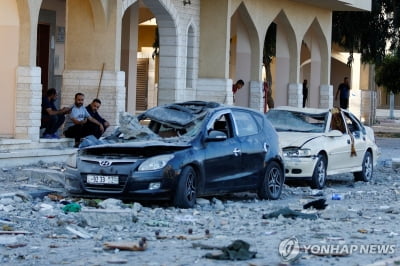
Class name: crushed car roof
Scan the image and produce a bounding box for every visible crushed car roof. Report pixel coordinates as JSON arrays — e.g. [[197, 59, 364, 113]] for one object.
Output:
[[139, 101, 220, 128]]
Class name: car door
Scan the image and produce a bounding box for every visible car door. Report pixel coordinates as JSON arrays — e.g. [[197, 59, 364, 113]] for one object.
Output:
[[344, 112, 366, 166], [203, 111, 243, 192], [326, 111, 356, 171], [231, 110, 266, 188]]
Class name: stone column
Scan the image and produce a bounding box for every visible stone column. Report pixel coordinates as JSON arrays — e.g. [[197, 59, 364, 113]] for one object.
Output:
[[15, 66, 42, 141], [249, 81, 264, 112], [196, 78, 232, 105], [288, 83, 302, 107], [199, 0, 230, 79], [319, 84, 333, 108], [360, 90, 376, 125]]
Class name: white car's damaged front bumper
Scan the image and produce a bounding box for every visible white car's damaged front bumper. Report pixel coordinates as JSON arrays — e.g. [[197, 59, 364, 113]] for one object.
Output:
[[283, 155, 318, 178]]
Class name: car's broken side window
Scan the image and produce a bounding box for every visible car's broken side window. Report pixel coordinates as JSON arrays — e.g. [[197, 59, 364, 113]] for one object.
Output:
[[266, 110, 326, 133], [208, 114, 232, 138], [233, 110, 259, 137]]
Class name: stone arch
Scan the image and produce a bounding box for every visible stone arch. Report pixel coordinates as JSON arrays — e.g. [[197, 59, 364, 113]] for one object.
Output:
[[16, 0, 42, 65], [308, 18, 329, 84], [186, 22, 195, 90], [141, 0, 179, 105], [273, 10, 298, 106], [235, 2, 260, 81], [301, 18, 329, 108], [120, 0, 179, 112], [230, 2, 259, 107], [89, 0, 108, 31]]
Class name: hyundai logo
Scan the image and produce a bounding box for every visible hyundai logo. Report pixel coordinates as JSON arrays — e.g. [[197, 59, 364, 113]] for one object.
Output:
[[99, 160, 112, 167]]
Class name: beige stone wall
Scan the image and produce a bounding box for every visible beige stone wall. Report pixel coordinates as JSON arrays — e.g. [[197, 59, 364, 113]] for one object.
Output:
[[65, 0, 121, 71], [0, 0, 19, 137]]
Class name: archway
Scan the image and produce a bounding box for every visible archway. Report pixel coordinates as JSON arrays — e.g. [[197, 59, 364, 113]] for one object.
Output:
[[121, 0, 179, 113], [272, 10, 297, 107], [301, 18, 328, 108], [230, 2, 259, 107]]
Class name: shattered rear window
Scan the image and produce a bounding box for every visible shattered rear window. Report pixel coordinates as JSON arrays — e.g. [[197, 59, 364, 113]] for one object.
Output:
[[266, 109, 327, 133]]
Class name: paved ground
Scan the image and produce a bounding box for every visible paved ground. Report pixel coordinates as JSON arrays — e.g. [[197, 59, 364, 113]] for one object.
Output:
[[372, 109, 400, 136]]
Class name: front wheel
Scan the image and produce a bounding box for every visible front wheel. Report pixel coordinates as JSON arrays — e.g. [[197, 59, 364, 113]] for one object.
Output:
[[354, 151, 373, 182], [258, 161, 284, 200], [173, 166, 197, 208], [310, 154, 327, 189]]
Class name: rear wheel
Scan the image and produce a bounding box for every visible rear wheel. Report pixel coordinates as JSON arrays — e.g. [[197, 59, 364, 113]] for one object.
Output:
[[310, 154, 327, 189], [258, 161, 284, 200], [173, 166, 197, 208], [354, 151, 373, 182]]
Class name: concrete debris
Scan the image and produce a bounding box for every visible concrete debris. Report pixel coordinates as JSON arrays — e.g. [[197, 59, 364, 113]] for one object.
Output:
[[0, 139, 398, 265], [65, 225, 92, 239], [98, 198, 125, 209]]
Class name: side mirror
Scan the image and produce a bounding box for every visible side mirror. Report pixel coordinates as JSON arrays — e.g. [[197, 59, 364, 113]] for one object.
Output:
[[205, 130, 227, 141], [325, 129, 343, 137]]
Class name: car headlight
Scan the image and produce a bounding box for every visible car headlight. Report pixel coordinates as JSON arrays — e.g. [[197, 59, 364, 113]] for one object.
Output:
[[66, 153, 77, 168], [138, 154, 174, 171], [283, 148, 312, 157]]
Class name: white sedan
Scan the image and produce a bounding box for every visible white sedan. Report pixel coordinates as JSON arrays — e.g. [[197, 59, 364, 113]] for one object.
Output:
[[265, 106, 380, 189]]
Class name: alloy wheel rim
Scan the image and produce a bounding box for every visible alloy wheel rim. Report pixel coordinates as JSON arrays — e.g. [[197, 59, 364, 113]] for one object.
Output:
[[364, 155, 372, 180], [185, 173, 196, 202], [268, 167, 281, 197], [318, 160, 326, 186]]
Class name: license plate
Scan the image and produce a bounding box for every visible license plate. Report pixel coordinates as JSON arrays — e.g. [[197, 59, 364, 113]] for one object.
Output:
[[87, 175, 119, 184]]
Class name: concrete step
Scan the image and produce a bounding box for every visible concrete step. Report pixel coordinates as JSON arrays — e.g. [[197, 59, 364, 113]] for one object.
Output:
[[0, 147, 77, 168], [0, 138, 74, 151]]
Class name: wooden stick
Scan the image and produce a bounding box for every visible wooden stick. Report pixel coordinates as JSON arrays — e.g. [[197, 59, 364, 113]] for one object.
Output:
[[97, 63, 105, 98]]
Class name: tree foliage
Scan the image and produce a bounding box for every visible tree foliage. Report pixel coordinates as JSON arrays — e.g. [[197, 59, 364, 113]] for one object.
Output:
[[375, 55, 400, 93], [332, 0, 400, 65]]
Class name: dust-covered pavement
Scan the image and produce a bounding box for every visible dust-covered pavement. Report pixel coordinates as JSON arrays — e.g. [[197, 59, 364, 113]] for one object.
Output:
[[0, 137, 399, 266]]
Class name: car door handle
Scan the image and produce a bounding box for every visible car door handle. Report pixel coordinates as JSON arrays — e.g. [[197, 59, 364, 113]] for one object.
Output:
[[347, 139, 351, 144], [233, 148, 241, 156], [264, 142, 269, 152]]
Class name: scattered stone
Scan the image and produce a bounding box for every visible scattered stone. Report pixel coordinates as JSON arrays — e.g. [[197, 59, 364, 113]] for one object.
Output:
[[80, 209, 135, 227], [65, 225, 92, 239], [196, 198, 210, 206], [98, 198, 124, 209]]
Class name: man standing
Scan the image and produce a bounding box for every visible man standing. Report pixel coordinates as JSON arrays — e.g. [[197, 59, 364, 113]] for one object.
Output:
[[64, 93, 104, 147], [232, 79, 244, 103], [302, 79, 308, 108], [86, 98, 110, 135], [335, 77, 351, 109], [41, 88, 70, 139]]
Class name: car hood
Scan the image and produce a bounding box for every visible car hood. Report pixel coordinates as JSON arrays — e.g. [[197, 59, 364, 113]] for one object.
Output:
[[83, 139, 191, 150], [277, 132, 322, 148], [79, 139, 192, 157]]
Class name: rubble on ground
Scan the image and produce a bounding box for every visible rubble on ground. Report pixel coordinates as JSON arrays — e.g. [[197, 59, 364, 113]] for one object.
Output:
[[0, 138, 399, 265]]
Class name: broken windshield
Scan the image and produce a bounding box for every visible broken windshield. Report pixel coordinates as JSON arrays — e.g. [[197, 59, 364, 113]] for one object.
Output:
[[266, 109, 327, 133]]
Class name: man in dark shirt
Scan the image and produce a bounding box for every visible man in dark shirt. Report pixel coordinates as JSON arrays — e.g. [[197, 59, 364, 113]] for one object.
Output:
[[335, 77, 351, 109], [41, 88, 70, 139], [86, 98, 110, 136]]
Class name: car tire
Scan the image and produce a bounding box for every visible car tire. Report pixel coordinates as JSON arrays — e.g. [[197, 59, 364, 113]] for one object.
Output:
[[173, 166, 197, 208], [258, 161, 284, 200], [354, 151, 373, 182], [310, 154, 327, 189]]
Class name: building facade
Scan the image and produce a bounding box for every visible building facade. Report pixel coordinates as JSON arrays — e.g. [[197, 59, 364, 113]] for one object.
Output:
[[0, 0, 372, 142]]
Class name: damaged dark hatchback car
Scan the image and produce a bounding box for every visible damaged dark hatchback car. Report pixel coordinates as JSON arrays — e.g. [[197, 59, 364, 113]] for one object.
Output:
[[65, 101, 284, 208]]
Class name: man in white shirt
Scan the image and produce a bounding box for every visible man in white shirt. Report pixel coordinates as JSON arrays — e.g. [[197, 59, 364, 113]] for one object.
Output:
[[64, 93, 104, 147]]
